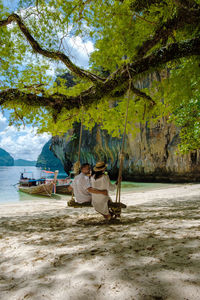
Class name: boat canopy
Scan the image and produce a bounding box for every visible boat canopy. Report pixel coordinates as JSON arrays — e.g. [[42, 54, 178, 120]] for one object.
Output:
[[23, 179, 45, 182]]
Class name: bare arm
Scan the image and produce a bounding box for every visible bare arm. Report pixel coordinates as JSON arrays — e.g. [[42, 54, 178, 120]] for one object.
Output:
[[68, 185, 73, 192], [68, 185, 108, 195], [87, 187, 108, 196]]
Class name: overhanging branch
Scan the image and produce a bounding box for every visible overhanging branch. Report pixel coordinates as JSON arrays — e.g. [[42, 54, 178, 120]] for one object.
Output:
[[131, 86, 155, 106], [174, 0, 200, 10], [0, 14, 104, 83], [0, 36, 200, 112], [135, 7, 200, 59]]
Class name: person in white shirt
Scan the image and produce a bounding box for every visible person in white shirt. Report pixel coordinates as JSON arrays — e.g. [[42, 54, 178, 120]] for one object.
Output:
[[91, 161, 119, 220], [69, 163, 108, 203]]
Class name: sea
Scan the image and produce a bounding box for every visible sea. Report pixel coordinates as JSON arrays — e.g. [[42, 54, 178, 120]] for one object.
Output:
[[0, 166, 175, 204], [0, 166, 68, 204]]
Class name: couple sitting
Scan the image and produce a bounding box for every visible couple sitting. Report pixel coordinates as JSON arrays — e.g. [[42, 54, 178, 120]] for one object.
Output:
[[69, 162, 119, 220]]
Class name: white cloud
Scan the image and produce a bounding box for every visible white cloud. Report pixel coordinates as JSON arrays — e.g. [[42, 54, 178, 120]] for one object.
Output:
[[0, 112, 6, 122], [0, 112, 7, 131], [42, 35, 95, 77], [64, 36, 94, 68], [68, 36, 94, 56], [0, 125, 51, 161]]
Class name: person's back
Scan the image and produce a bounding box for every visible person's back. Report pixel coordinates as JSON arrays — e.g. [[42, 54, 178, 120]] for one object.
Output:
[[71, 172, 91, 203], [91, 174, 115, 201], [91, 162, 117, 217]]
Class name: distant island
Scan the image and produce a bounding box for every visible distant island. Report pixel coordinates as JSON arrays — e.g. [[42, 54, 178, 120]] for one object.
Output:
[[14, 159, 36, 166], [0, 148, 37, 166], [0, 148, 14, 166]]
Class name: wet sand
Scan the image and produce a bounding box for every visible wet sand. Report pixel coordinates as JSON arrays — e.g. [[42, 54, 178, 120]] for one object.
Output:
[[0, 184, 200, 300]]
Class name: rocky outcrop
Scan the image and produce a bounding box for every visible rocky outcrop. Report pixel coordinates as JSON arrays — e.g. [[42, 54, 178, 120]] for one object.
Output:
[[49, 120, 200, 183], [51, 123, 122, 177], [124, 118, 200, 182], [36, 140, 65, 171], [41, 71, 200, 182], [0, 148, 14, 166]]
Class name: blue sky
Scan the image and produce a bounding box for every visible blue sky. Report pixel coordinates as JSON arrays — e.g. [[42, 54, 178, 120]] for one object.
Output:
[[0, 1, 94, 160], [3, 0, 18, 11]]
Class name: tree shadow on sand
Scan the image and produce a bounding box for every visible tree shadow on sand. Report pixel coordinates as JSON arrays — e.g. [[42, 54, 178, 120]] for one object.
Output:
[[0, 195, 200, 299]]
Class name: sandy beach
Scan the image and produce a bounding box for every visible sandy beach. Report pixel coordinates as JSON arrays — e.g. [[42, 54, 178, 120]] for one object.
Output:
[[0, 184, 200, 300]]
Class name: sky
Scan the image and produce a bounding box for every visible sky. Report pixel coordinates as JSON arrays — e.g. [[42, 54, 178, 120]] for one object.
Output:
[[0, 113, 50, 160], [0, 1, 94, 161]]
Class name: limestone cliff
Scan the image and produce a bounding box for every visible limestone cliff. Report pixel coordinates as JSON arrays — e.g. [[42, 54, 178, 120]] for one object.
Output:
[[50, 121, 200, 183], [36, 139, 65, 171], [41, 71, 200, 182], [0, 148, 14, 166]]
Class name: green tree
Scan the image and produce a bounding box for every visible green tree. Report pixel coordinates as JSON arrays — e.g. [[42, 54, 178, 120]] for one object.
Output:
[[0, 0, 200, 151]]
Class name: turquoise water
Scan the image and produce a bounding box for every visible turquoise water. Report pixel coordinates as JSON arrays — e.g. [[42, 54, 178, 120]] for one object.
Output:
[[0, 166, 175, 204], [0, 166, 68, 204]]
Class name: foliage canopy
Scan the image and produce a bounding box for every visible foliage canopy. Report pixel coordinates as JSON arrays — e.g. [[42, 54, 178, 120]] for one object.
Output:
[[0, 0, 200, 151]]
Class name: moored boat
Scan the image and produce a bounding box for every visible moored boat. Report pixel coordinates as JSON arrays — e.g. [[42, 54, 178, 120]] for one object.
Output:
[[18, 182, 54, 196], [55, 183, 72, 195], [54, 172, 74, 194], [18, 170, 59, 197]]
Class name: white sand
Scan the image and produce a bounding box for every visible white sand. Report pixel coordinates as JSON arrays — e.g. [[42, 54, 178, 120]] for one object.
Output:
[[0, 184, 200, 300]]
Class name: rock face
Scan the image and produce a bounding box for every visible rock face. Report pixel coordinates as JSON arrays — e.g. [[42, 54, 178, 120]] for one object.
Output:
[[40, 71, 200, 182], [51, 123, 122, 177], [0, 148, 14, 166], [36, 140, 65, 171], [124, 118, 200, 182], [50, 120, 200, 183]]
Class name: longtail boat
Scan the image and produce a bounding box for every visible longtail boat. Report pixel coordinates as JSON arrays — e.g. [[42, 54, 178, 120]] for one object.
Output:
[[18, 170, 59, 197], [55, 172, 74, 194], [55, 181, 72, 195]]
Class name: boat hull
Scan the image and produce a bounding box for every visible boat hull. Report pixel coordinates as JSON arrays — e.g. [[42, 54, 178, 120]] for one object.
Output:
[[18, 182, 54, 197], [56, 185, 72, 195]]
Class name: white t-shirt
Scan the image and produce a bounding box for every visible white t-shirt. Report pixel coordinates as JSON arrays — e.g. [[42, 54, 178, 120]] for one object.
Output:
[[71, 172, 91, 203]]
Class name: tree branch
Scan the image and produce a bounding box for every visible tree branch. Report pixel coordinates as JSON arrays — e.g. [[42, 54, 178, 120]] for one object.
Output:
[[1, 36, 200, 113], [131, 85, 155, 105], [129, 0, 163, 13], [0, 14, 104, 83], [135, 7, 200, 59], [174, 0, 200, 11], [0, 89, 58, 108]]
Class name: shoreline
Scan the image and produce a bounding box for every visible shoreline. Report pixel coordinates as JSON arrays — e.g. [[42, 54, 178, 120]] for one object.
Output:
[[0, 182, 196, 210], [0, 181, 182, 206], [1, 184, 200, 300]]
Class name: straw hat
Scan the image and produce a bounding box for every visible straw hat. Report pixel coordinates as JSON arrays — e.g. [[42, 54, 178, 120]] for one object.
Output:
[[93, 161, 107, 172]]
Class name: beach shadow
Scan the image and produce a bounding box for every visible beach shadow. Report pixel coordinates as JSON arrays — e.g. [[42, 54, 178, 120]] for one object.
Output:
[[0, 195, 200, 299]]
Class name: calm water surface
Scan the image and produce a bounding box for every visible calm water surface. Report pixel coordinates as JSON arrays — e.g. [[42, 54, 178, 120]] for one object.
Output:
[[0, 166, 175, 204], [0, 166, 68, 204]]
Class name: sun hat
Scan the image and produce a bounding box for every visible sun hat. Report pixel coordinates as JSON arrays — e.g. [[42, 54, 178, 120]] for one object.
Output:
[[93, 161, 107, 172]]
